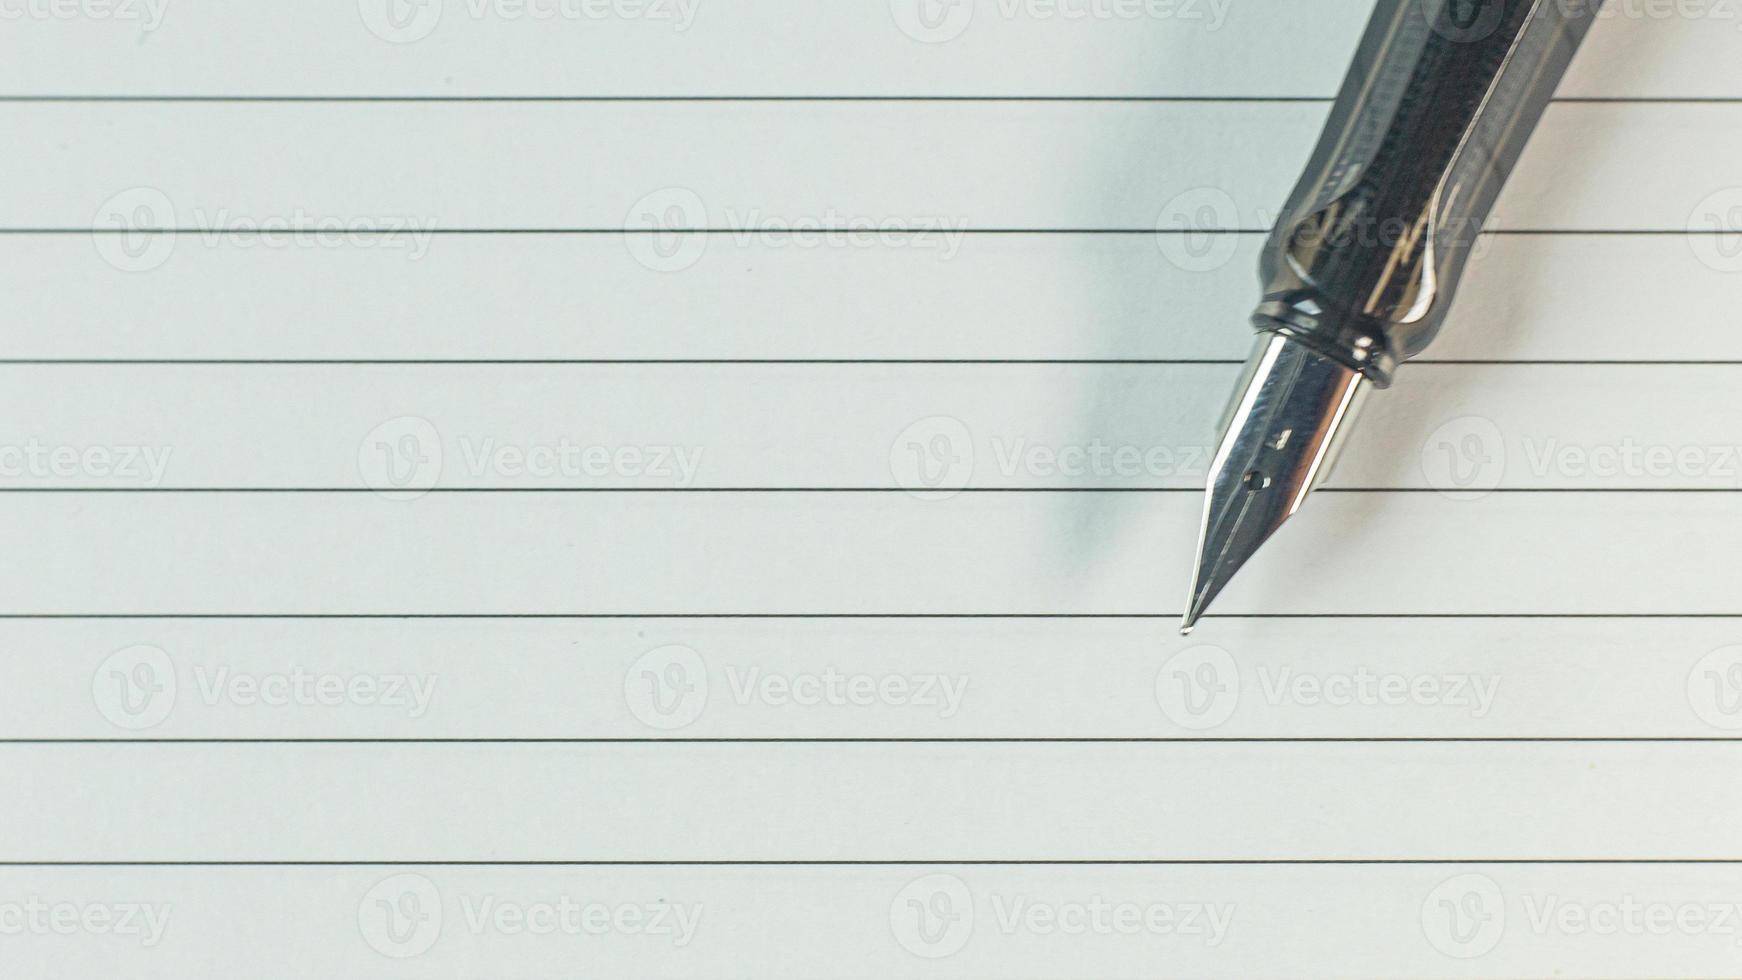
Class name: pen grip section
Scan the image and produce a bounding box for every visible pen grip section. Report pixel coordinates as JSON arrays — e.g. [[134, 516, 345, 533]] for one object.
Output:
[[1254, 0, 1596, 384]]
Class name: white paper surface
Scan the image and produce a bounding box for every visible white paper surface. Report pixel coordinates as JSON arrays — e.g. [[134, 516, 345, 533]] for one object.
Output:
[[4, 2, 1740, 977]]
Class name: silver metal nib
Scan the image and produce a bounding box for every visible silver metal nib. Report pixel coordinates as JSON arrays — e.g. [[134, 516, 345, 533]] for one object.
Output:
[[1181, 334, 1368, 634]]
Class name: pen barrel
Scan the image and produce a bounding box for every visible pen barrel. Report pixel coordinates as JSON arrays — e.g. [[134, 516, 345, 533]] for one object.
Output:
[[1254, 0, 1597, 386]]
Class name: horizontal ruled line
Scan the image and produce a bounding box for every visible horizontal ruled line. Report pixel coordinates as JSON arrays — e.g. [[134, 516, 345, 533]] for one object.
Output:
[[0, 95, 1341, 104], [4, 738, 1739, 745], [0, 487, 1733, 494], [0, 613, 1736, 620], [0, 359, 1730, 366], [1, 95, 1736, 104], [38, 228, 1737, 236], [1, 859, 1737, 867]]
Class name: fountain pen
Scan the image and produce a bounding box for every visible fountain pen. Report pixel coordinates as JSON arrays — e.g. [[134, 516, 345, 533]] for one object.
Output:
[[1181, 0, 1599, 633]]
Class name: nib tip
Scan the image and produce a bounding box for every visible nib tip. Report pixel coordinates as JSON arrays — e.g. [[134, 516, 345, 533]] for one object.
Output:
[[1179, 577, 1221, 638], [1179, 595, 1211, 636]]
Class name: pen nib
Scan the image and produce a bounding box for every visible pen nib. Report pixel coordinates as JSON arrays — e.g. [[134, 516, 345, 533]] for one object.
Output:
[[1181, 335, 1368, 634]]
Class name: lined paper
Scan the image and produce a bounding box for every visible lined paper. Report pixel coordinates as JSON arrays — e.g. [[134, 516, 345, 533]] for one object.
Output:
[[12, 742, 1742, 860], [6, 2, 1742, 977], [8, 232, 1742, 362], [10, 102, 1742, 229], [6, 363, 1742, 489], [1, 492, 1737, 614], [0, 3, 1734, 98], [6, 617, 1735, 739]]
